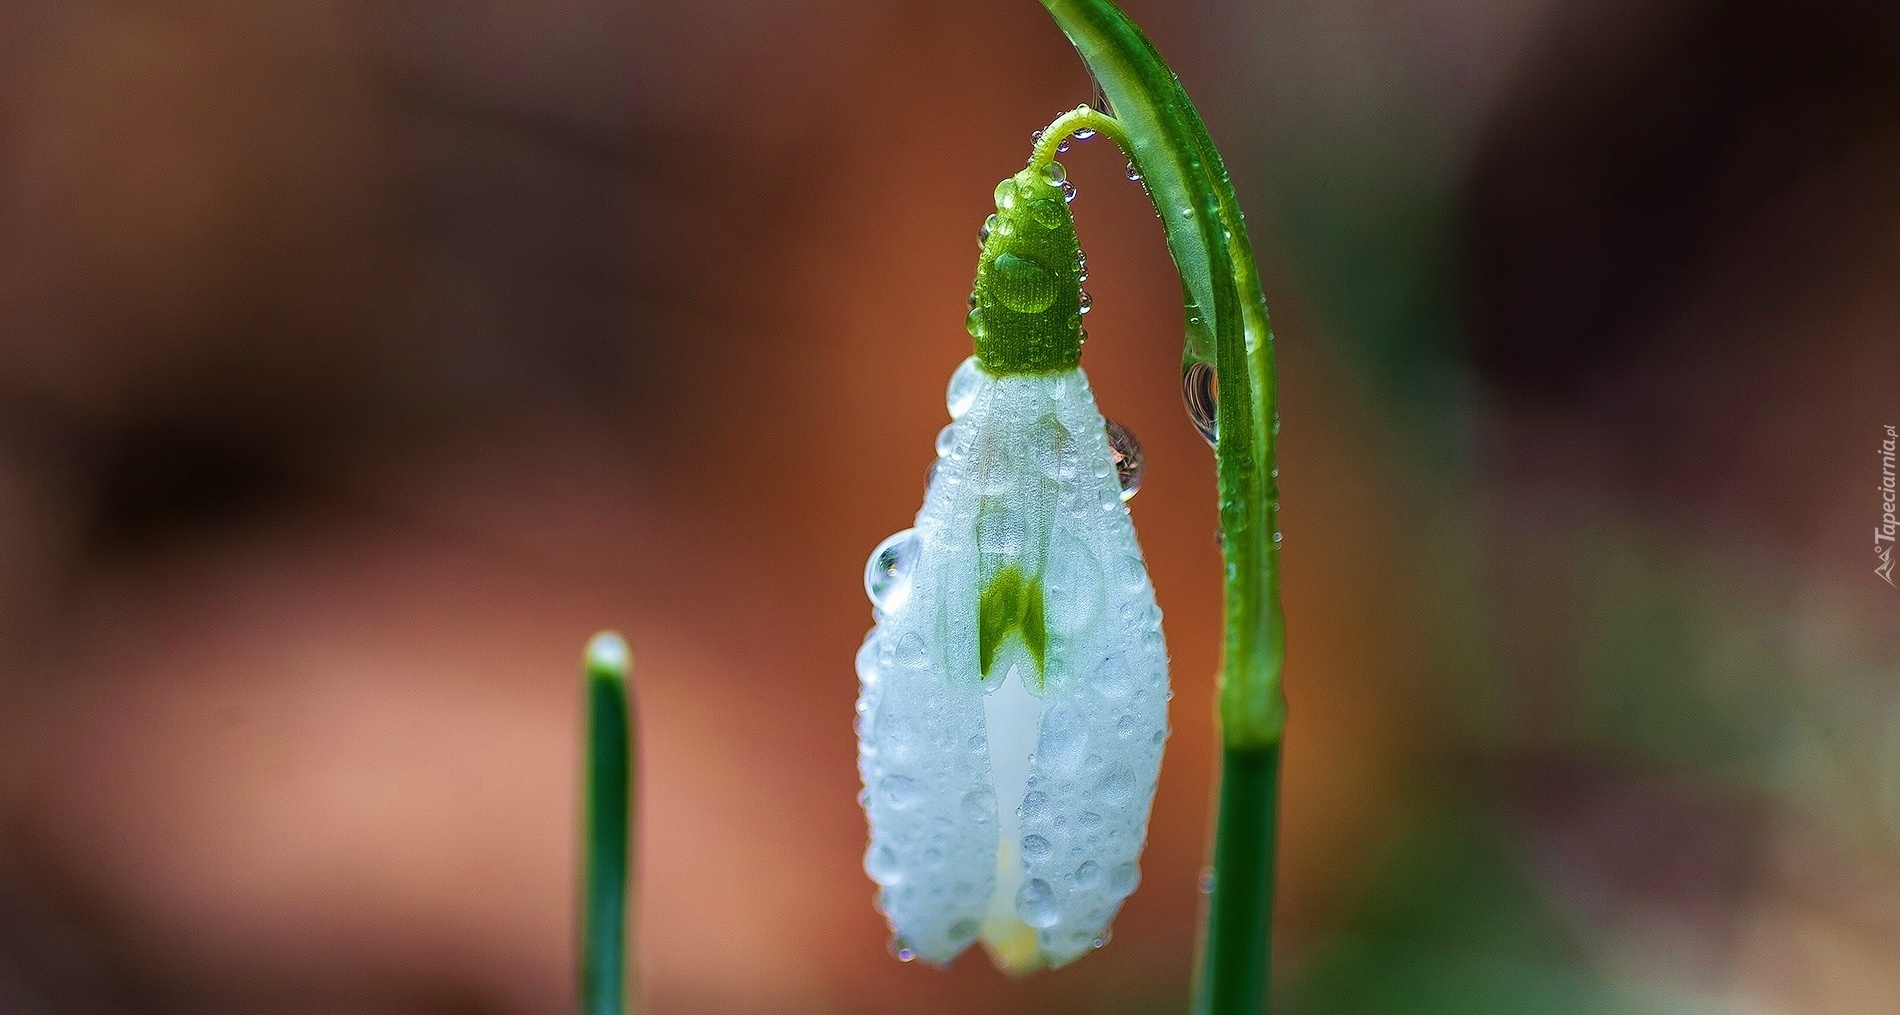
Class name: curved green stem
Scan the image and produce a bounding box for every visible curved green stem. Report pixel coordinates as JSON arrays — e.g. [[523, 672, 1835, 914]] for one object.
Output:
[[1026, 106, 1130, 169], [582, 632, 636, 1015], [1034, 2, 1286, 1012]]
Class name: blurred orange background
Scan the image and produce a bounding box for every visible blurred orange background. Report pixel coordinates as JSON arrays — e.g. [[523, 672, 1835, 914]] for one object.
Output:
[[0, 1, 1895, 1013]]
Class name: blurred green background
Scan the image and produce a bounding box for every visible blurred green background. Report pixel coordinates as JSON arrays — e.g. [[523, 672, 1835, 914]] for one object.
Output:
[[0, 1, 1894, 1013]]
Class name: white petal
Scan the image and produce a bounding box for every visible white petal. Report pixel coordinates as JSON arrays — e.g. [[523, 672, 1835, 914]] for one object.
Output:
[[859, 359, 1168, 971]]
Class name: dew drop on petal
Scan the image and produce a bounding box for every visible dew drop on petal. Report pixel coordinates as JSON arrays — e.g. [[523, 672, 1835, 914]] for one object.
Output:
[[865, 528, 919, 612], [1104, 419, 1144, 500], [866, 843, 902, 883], [1182, 361, 1218, 445], [879, 774, 918, 809], [935, 424, 956, 458], [947, 357, 983, 419], [1017, 878, 1061, 929]]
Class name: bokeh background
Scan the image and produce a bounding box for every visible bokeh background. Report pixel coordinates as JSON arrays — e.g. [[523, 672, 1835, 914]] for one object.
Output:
[[0, 0, 1896, 1012]]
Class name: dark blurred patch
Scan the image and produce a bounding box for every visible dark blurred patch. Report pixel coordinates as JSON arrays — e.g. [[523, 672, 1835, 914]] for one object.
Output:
[[1463, 0, 1900, 398], [88, 420, 298, 553]]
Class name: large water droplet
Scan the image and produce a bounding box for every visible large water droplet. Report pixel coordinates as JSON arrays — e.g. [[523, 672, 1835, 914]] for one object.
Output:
[[991, 253, 1058, 313], [865, 529, 919, 612], [994, 179, 1016, 210], [1182, 361, 1218, 446], [935, 424, 956, 457], [1040, 162, 1067, 187], [947, 357, 983, 418], [1017, 878, 1061, 929], [1027, 198, 1066, 230], [965, 307, 983, 338], [1104, 419, 1143, 500]]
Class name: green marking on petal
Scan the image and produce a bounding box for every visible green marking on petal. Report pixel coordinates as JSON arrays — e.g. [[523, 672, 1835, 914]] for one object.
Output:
[[977, 565, 1048, 688], [1022, 573, 1047, 678]]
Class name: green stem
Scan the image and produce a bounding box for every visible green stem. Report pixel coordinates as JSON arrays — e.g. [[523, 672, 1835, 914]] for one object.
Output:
[[1033, 2, 1286, 1012], [582, 632, 636, 1015]]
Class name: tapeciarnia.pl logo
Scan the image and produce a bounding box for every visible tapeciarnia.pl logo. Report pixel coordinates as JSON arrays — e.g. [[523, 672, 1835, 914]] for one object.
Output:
[[1879, 424, 1897, 588]]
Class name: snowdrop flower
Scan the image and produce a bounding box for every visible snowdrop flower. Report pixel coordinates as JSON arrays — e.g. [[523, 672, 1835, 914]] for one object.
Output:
[[856, 162, 1168, 973]]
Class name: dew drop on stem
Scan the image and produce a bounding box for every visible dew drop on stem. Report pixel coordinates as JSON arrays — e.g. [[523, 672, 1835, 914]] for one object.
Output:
[[1182, 361, 1218, 446]]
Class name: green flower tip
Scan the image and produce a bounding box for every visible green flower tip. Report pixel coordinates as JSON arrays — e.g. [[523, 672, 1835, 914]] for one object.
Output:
[[585, 631, 631, 683], [970, 166, 1084, 376]]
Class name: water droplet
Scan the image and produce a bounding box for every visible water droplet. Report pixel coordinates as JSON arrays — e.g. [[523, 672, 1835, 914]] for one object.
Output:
[[1198, 868, 1215, 894], [966, 290, 978, 310], [866, 843, 903, 883], [1075, 126, 1096, 141], [1040, 161, 1067, 187], [879, 775, 918, 809], [1055, 138, 1069, 154], [1091, 929, 1112, 949], [889, 937, 917, 962], [935, 424, 956, 457], [856, 633, 880, 681], [1061, 180, 1078, 203], [994, 179, 1016, 210], [1017, 879, 1061, 929], [865, 529, 919, 612], [1104, 420, 1143, 500], [1078, 290, 1092, 315], [1095, 652, 1136, 699], [1022, 834, 1053, 863], [979, 213, 998, 244], [1074, 859, 1102, 887], [1182, 361, 1218, 445], [962, 788, 995, 823], [991, 253, 1058, 313], [895, 632, 928, 667], [1020, 790, 1048, 822], [1179, 206, 1193, 219], [1125, 161, 1142, 182], [1273, 530, 1283, 544], [1038, 704, 1086, 771], [947, 357, 983, 418], [1027, 198, 1065, 230]]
